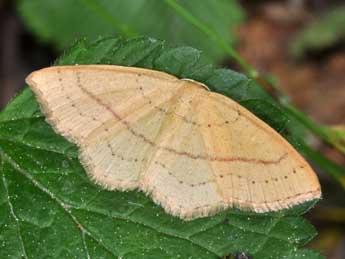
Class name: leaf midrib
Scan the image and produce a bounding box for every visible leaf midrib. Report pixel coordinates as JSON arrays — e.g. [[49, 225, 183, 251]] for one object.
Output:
[[1, 163, 29, 258], [0, 149, 219, 257]]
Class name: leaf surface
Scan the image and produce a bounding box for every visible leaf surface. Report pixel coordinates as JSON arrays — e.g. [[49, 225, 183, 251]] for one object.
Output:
[[0, 37, 323, 259]]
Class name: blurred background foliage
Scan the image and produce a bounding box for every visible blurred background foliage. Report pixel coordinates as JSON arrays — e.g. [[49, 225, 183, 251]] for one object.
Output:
[[16, 0, 244, 63], [0, 0, 344, 258]]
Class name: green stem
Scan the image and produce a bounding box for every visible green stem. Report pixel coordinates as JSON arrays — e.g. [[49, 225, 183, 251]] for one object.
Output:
[[291, 137, 345, 189], [164, 0, 345, 188], [164, 0, 344, 155], [163, 0, 257, 77], [284, 104, 345, 154], [284, 104, 329, 140]]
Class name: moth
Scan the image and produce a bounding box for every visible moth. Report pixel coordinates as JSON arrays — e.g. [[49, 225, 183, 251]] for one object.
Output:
[[26, 65, 321, 220]]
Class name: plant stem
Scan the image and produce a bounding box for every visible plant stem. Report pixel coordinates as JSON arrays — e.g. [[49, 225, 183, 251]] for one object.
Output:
[[164, 0, 345, 154], [163, 0, 257, 77], [284, 104, 345, 155], [164, 0, 345, 188], [294, 137, 345, 189]]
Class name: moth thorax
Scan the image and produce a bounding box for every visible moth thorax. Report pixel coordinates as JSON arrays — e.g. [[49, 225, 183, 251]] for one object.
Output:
[[181, 78, 210, 91]]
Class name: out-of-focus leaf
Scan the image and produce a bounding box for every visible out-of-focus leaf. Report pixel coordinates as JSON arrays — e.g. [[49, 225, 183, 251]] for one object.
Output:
[[16, 0, 244, 63], [291, 5, 345, 58], [0, 36, 323, 258]]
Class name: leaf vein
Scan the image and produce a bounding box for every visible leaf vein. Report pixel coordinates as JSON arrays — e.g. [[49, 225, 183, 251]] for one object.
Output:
[[1, 162, 29, 259], [0, 150, 119, 257]]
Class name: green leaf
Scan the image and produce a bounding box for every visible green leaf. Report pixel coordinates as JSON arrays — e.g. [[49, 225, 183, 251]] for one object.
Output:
[[291, 5, 345, 58], [16, 0, 244, 63], [0, 36, 323, 258]]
